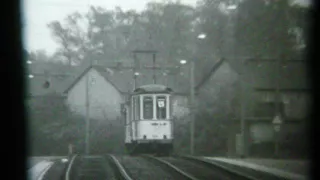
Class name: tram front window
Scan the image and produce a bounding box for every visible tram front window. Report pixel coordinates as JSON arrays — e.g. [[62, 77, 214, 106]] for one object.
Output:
[[134, 96, 140, 120], [143, 96, 153, 119], [157, 96, 166, 119]]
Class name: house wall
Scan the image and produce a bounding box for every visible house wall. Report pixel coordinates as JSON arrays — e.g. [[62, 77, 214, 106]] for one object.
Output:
[[197, 62, 239, 113], [249, 91, 310, 146], [66, 68, 124, 120]]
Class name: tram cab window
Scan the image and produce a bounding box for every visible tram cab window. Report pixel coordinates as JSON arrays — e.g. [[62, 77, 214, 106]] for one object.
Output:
[[169, 97, 173, 119], [134, 96, 140, 120], [143, 96, 153, 119], [156, 96, 167, 119]]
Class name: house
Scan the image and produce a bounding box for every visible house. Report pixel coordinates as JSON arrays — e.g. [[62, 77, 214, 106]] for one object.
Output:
[[26, 60, 75, 97], [62, 61, 191, 121], [195, 58, 240, 155], [196, 57, 310, 158], [240, 59, 310, 158]]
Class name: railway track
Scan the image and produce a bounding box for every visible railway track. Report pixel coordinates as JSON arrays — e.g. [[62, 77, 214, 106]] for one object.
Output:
[[63, 154, 292, 180], [112, 155, 182, 180], [65, 154, 122, 180], [142, 155, 198, 180], [142, 155, 263, 180], [107, 155, 134, 180]]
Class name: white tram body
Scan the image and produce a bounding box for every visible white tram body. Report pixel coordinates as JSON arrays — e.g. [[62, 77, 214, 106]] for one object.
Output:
[[124, 84, 173, 155]]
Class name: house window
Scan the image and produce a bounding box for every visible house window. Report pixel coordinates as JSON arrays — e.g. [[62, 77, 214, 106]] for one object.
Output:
[[143, 96, 153, 119], [250, 123, 274, 143], [254, 102, 285, 118], [156, 96, 167, 119], [169, 96, 173, 119]]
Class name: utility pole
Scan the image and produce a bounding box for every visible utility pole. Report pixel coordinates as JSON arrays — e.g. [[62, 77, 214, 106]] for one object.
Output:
[[133, 53, 138, 89], [83, 0, 93, 156], [240, 73, 246, 157], [226, 4, 246, 157], [85, 58, 93, 155], [274, 54, 281, 158], [190, 60, 195, 155], [85, 67, 90, 154], [187, 32, 206, 155]]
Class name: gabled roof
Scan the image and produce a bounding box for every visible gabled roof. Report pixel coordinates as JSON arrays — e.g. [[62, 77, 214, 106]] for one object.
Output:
[[26, 61, 74, 97], [62, 64, 93, 94], [195, 58, 225, 90], [26, 76, 67, 97], [27, 61, 74, 74], [241, 60, 310, 90], [63, 62, 191, 95], [193, 57, 310, 92]]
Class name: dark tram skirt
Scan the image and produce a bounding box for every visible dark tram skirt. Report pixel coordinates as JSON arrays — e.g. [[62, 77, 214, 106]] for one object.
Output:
[[125, 140, 173, 156]]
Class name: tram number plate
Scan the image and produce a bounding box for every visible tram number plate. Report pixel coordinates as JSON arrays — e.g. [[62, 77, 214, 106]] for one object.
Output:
[[158, 100, 165, 108]]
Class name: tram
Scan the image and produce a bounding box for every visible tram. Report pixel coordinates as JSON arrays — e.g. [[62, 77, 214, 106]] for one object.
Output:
[[123, 84, 174, 155]]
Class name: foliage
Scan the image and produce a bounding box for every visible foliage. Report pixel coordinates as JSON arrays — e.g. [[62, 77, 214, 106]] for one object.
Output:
[[27, 93, 85, 155], [46, 0, 309, 63], [195, 0, 232, 58], [193, 81, 236, 155], [48, 2, 197, 66], [172, 115, 191, 154], [234, 0, 308, 58], [47, 12, 88, 66], [28, 50, 52, 62]]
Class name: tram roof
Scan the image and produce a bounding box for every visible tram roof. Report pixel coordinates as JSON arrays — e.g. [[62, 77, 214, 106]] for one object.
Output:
[[133, 84, 173, 94]]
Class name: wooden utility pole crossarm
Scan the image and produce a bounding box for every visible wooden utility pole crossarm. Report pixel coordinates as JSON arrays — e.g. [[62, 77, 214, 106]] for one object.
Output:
[[106, 65, 179, 70], [29, 72, 74, 77], [132, 50, 158, 54]]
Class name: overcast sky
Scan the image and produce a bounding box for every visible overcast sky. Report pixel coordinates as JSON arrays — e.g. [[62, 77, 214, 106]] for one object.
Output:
[[22, 0, 310, 55]]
